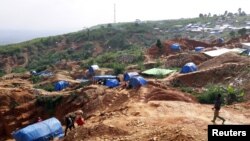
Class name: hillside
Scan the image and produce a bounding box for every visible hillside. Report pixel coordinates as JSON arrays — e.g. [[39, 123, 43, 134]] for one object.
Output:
[[1, 14, 250, 141], [0, 15, 250, 75]]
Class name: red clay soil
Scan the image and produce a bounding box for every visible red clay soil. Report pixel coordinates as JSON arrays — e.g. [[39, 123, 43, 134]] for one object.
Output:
[[165, 52, 209, 67], [145, 87, 196, 102], [171, 63, 250, 88], [147, 38, 212, 57], [198, 52, 250, 70], [225, 35, 250, 46], [147, 36, 250, 59], [64, 123, 129, 141], [64, 100, 250, 141], [0, 88, 36, 137]]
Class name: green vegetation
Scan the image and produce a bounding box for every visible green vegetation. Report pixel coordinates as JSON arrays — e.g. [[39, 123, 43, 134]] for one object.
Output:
[[197, 85, 245, 105], [238, 28, 247, 36], [11, 67, 27, 73], [113, 63, 126, 75], [34, 83, 54, 92], [0, 13, 249, 74], [31, 75, 43, 83], [84, 45, 144, 73], [36, 95, 63, 115], [156, 39, 162, 49], [180, 87, 194, 94], [0, 69, 5, 77]]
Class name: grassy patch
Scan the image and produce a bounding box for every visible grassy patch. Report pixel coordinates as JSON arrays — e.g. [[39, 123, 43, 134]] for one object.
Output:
[[34, 83, 54, 92]]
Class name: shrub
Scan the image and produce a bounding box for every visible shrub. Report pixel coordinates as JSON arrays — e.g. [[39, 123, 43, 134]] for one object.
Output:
[[198, 85, 245, 105], [225, 85, 245, 104], [31, 75, 43, 83], [112, 63, 125, 75], [36, 95, 62, 115], [198, 85, 224, 104]]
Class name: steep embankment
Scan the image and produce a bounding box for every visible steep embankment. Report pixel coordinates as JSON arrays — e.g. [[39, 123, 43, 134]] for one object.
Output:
[[170, 53, 250, 88]]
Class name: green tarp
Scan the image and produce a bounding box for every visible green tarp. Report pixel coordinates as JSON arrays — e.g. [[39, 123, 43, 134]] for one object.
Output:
[[142, 68, 175, 76]]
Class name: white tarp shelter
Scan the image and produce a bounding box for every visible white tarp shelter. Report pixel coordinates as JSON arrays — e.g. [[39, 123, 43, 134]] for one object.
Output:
[[204, 48, 246, 57], [241, 43, 250, 49]]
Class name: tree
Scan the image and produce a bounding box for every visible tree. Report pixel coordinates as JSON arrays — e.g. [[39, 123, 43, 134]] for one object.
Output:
[[224, 10, 228, 17], [107, 23, 112, 28], [238, 28, 247, 36], [229, 31, 236, 38], [156, 39, 162, 49], [227, 12, 234, 17], [208, 13, 211, 17], [241, 11, 247, 16], [199, 13, 204, 18], [238, 8, 242, 15]]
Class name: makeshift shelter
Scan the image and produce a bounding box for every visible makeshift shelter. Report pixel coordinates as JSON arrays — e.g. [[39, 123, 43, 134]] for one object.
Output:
[[123, 72, 139, 81], [217, 38, 224, 44], [93, 75, 117, 82], [241, 43, 250, 49], [12, 117, 64, 141], [54, 80, 69, 91], [105, 79, 120, 88], [38, 71, 53, 77], [128, 76, 147, 88], [88, 65, 100, 75], [242, 49, 250, 56], [31, 70, 53, 77], [180, 62, 197, 73], [195, 47, 205, 52], [170, 43, 181, 52], [203, 48, 246, 57], [142, 68, 175, 76]]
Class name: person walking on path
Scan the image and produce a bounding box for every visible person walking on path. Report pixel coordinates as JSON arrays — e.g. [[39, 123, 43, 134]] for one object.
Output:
[[64, 114, 75, 136], [211, 94, 226, 124]]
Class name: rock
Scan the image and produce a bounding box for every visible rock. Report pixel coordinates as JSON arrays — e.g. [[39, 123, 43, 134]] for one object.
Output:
[[131, 112, 140, 116]]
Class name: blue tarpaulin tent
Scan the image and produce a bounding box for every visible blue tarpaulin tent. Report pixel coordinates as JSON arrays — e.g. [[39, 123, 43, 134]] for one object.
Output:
[[12, 117, 64, 141], [54, 80, 69, 91], [242, 49, 250, 56], [88, 65, 100, 75], [195, 47, 205, 52], [180, 62, 197, 73], [105, 79, 120, 88], [93, 75, 117, 81], [170, 43, 181, 51], [123, 72, 139, 81], [128, 76, 147, 88]]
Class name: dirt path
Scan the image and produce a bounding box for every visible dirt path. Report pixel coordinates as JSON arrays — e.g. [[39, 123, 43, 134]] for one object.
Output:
[[66, 100, 250, 141]]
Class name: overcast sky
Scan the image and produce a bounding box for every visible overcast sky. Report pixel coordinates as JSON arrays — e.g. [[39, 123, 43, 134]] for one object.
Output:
[[1, 0, 250, 32]]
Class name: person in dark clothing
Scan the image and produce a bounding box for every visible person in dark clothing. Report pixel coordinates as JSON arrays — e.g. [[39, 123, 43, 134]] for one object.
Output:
[[211, 94, 226, 124], [64, 114, 75, 136]]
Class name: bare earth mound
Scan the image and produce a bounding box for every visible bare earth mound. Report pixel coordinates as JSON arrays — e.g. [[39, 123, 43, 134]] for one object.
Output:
[[198, 52, 250, 70], [165, 53, 209, 67]]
